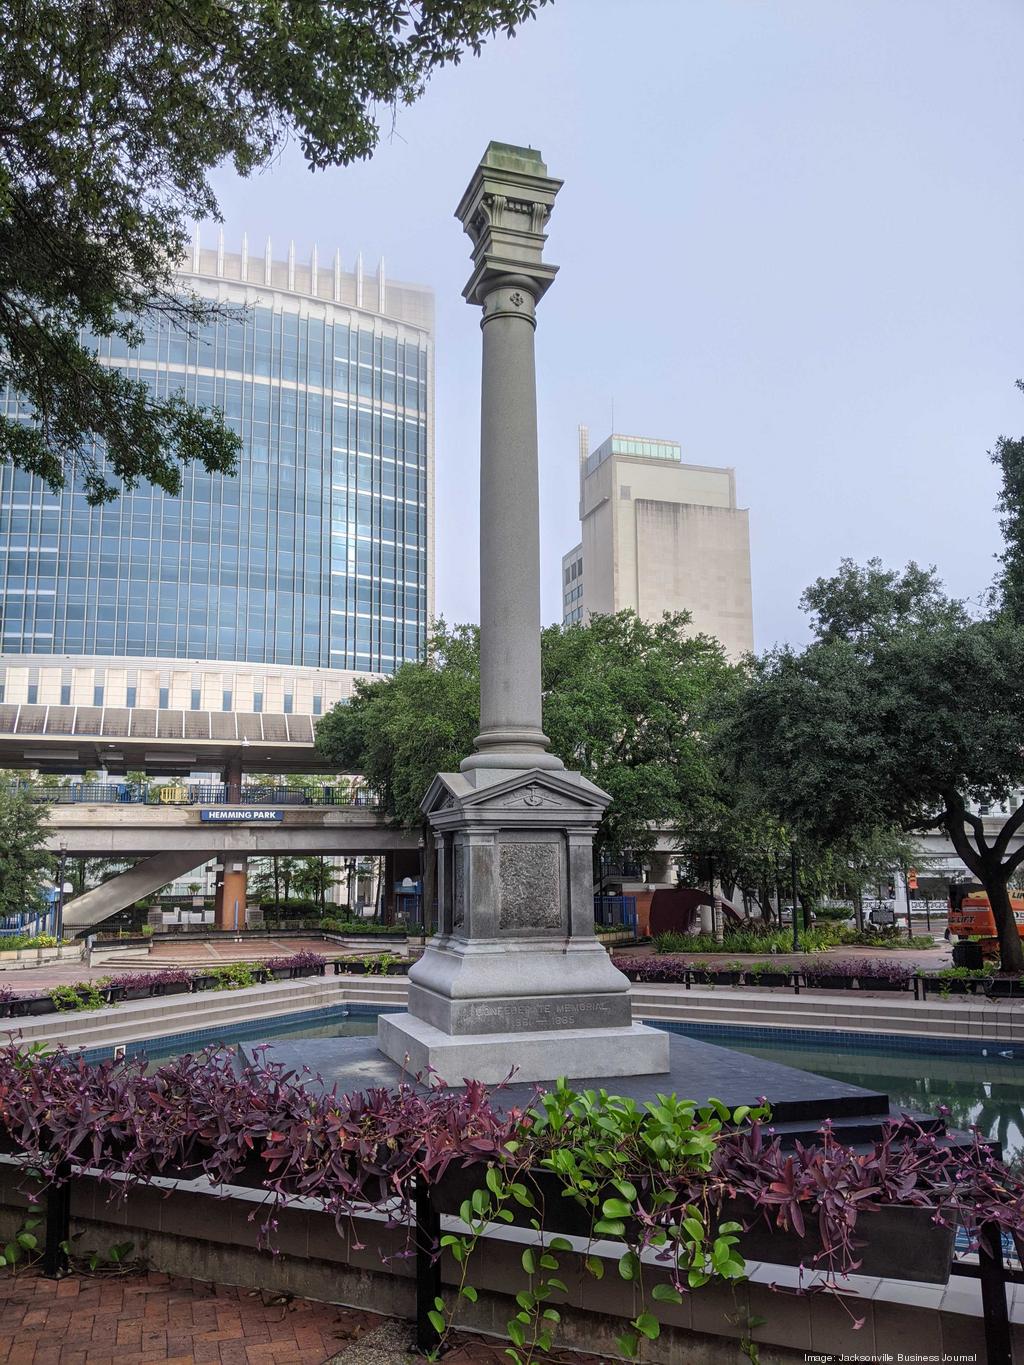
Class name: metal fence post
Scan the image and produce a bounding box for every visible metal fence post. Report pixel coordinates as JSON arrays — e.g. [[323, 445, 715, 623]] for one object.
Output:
[[42, 1164, 72, 1278], [979, 1221, 1012, 1365], [414, 1175, 442, 1354]]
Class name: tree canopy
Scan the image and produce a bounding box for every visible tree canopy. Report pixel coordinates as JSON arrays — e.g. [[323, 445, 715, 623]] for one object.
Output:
[[315, 612, 739, 862], [721, 561, 1024, 969], [0, 0, 548, 502], [0, 784, 52, 917], [991, 379, 1024, 625]]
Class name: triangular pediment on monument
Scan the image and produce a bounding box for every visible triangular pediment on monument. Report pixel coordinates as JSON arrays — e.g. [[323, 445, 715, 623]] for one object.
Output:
[[420, 766, 609, 819]]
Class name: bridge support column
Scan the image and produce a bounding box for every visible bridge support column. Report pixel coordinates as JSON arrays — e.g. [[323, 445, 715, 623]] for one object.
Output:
[[223, 754, 243, 804], [217, 856, 248, 932]]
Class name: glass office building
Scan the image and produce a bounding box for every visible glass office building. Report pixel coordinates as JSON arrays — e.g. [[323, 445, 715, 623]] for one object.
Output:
[[0, 239, 434, 713]]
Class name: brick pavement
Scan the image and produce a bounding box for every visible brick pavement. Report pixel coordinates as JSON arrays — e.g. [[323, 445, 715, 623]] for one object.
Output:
[[0, 1270, 605, 1364]]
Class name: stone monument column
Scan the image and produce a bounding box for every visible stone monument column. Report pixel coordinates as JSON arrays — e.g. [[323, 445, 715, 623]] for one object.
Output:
[[377, 143, 668, 1085]]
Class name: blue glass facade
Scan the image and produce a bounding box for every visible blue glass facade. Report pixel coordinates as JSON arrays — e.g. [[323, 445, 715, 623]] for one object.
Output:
[[0, 278, 431, 675]]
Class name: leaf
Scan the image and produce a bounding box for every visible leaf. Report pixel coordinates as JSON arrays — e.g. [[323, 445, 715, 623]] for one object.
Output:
[[618, 1250, 639, 1281], [615, 1330, 639, 1358], [521, 1248, 537, 1275], [634, 1311, 661, 1341], [16, 1232, 37, 1250], [594, 1218, 625, 1237], [651, 1283, 683, 1304], [539, 1253, 559, 1270], [549, 1236, 573, 1252], [508, 1318, 526, 1348], [585, 1254, 605, 1279], [602, 1197, 632, 1218], [460, 1285, 478, 1302], [427, 1310, 445, 1334]]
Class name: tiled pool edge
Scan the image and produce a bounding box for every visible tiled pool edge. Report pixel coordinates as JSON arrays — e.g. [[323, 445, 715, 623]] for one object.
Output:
[[77, 1002, 1023, 1065]]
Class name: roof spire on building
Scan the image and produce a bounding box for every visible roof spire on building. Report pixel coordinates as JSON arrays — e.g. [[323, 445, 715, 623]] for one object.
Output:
[[216, 227, 224, 276], [378, 256, 386, 314], [333, 248, 342, 301], [191, 225, 200, 272], [241, 231, 249, 279], [310, 243, 319, 296], [264, 236, 272, 285], [287, 240, 295, 291], [355, 251, 364, 308]]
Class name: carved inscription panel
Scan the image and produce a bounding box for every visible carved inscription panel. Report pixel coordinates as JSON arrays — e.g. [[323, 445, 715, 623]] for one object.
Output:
[[498, 841, 561, 931]]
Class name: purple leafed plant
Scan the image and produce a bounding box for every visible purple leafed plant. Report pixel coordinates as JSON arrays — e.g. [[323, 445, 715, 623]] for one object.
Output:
[[106, 969, 194, 991], [801, 957, 915, 984], [264, 951, 325, 972], [610, 954, 690, 983]]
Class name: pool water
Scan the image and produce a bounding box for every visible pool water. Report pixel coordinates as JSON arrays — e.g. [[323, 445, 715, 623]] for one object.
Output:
[[120, 1009, 1024, 1160], [704, 1033, 1024, 1161]]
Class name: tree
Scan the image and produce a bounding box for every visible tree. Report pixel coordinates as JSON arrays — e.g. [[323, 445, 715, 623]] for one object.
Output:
[[991, 379, 1024, 625], [0, 785, 52, 915], [292, 856, 340, 913], [722, 561, 1024, 972], [0, 0, 548, 502], [316, 612, 739, 863], [541, 611, 739, 862]]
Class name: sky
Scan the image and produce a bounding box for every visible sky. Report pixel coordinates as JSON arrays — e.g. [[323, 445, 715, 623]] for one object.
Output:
[[208, 0, 1024, 651]]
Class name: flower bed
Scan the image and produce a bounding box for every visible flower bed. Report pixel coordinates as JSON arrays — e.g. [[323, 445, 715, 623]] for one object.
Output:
[[0, 1046, 1020, 1360], [800, 958, 916, 990]]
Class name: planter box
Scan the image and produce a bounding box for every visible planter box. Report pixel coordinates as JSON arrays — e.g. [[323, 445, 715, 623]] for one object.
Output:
[[335, 961, 367, 975], [692, 971, 742, 987], [804, 975, 855, 990], [865, 978, 910, 992], [191, 974, 218, 992], [728, 1198, 954, 1285], [987, 976, 1024, 999], [8, 996, 56, 1017], [920, 976, 984, 997], [156, 980, 192, 997], [293, 964, 325, 978], [745, 972, 790, 988], [267, 966, 293, 981]]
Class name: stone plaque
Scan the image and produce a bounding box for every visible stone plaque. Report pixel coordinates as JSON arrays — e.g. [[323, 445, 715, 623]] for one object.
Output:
[[450, 994, 629, 1035], [498, 841, 560, 930]]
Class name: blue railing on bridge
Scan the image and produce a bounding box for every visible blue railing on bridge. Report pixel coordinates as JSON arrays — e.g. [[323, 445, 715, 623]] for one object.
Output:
[[0, 909, 53, 939], [594, 894, 638, 937], [6, 782, 380, 809]]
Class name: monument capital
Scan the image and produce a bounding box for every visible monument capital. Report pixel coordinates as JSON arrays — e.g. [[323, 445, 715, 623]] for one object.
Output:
[[455, 141, 563, 308]]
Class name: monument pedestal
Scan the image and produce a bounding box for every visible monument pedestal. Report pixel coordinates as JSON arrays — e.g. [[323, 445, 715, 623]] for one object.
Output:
[[376, 766, 670, 1085], [378, 1014, 668, 1087]]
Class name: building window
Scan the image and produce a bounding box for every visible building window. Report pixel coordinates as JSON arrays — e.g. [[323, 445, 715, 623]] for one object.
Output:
[[159, 687, 169, 709], [60, 684, 71, 706], [93, 686, 104, 706], [222, 690, 232, 712], [190, 688, 201, 710], [253, 691, 263, 713], [312, 695, 322, 716], [283, 693, 294, 714], [27, 685, 38, 705], [0, 685, 5, 703], [126, 686, 137, 707]]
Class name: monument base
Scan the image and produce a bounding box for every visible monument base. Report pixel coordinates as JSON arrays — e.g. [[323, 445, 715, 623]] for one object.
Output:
[[377, 1011, 670, 1086]]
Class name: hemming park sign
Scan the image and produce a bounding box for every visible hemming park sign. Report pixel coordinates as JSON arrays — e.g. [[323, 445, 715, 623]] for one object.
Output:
[[376, 143, 668, 1085], [199, 808, 284, 823]]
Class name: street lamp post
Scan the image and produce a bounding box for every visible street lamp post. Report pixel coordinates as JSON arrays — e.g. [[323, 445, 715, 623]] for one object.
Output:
[[55, 841, 68, 942], [790, 843, 800, 953]]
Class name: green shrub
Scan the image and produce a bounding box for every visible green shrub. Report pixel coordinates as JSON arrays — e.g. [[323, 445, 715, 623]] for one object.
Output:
[[653, 924, 842, 956], [49, 982, 106, 1012], [210, 962, 260, 990], [812, 906, 853, 923]]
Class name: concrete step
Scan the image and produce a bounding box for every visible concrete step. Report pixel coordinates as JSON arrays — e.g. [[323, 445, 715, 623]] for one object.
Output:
[[3, 978, 350, 1050], [628, 994, 1022, 1041]]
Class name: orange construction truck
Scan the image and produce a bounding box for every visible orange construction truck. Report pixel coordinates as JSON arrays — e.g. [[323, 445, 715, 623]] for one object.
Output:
[[948, 885, 1024, 955]]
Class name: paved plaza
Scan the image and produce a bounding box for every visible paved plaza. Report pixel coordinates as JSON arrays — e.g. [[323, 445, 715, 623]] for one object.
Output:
[[0, 1270, 602, 1364]]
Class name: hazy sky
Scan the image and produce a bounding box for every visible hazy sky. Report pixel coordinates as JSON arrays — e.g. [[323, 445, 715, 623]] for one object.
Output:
[[208, 0, 1024, 651]]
